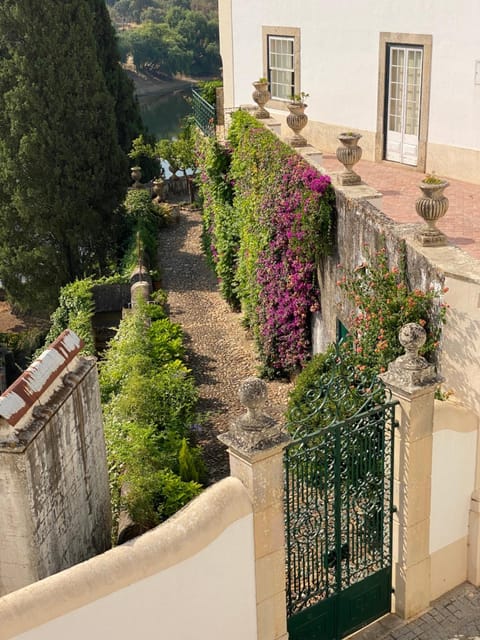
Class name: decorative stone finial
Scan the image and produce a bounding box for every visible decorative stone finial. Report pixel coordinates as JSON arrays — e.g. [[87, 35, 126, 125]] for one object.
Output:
[[397, 322, 429, 370], [379, 322, 439, 392], [237, 377, 272, 431], [218, 377, 289, 455]]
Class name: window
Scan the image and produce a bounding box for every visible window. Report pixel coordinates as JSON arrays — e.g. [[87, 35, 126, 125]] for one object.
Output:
[[268, 36, 294, 100], [262, 26, 300, 109]]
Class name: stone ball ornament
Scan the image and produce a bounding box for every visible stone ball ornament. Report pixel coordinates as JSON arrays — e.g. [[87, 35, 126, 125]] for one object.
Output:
[[238, 377, 271, 432], [398, 322, 426, 354]]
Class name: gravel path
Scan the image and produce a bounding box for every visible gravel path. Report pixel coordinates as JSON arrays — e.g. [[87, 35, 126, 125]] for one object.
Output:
[[157, 206, 293, 483]]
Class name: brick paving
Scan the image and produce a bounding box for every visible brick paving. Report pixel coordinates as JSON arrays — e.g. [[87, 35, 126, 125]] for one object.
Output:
[[350, 583, 480, 640], [321, 154, 480, 261]]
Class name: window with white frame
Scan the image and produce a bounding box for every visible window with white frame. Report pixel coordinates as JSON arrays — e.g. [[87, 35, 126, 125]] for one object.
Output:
[[268, 35, 295, 100]]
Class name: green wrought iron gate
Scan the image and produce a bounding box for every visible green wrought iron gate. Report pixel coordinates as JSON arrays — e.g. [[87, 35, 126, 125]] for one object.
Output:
[[285, 368, 397, 640]]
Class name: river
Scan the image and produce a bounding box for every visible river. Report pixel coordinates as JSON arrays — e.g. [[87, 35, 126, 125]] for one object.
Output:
[[138, 88, 193, 140]]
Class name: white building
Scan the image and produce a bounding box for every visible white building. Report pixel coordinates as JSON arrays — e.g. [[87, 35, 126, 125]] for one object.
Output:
[[219, 0, 480, 184]]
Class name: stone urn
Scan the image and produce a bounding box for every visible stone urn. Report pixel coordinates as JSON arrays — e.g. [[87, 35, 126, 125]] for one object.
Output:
[[252, 80, 270, 119], [414, 177, 449, 246], [286, 101, 308, 147], [152, 177, 165, 203], [336, 132, 362, 185], [130, 165, 142, 189]]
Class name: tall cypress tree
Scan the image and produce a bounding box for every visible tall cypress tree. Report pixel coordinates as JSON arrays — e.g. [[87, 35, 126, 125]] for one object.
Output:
[[89, 0, 143, 153], [0, 0, 129, 312]]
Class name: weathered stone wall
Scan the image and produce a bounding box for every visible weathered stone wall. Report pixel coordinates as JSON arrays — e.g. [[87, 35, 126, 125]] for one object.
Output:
[[0, 330, 111, 597], [314, 191, 445, 352], [92, 283, 131, 314]]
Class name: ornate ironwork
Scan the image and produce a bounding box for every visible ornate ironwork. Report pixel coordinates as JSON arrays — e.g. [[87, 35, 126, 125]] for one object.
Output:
[[192, 89, 216, 137], [285, 347, 397, 639], [287, 342, 394, 440]]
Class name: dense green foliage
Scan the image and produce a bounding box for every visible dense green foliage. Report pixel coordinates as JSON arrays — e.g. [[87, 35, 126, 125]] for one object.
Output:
[[38, 180, 203, 534], [39, 186, 167, 357], [130, 116, 196, 180], [122, 189, 170, 272], [197, 111, 336, 377], [112, 1, 220, 77], [197, 79, 222, 105], [42, 279, 97, 357], [0, 0, 130, 312], [101, 299, 203, 534]]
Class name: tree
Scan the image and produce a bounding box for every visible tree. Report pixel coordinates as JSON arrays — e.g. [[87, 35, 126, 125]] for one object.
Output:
[[89, 0, 144, 153], [119, 20, 192, 75], [0, 0, 129, 312]]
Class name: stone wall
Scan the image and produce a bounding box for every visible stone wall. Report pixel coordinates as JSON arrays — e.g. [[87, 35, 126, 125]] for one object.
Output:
[[92, 283, 131, 314], [314, 189, 445, 353], [0, 330, 111, 597]]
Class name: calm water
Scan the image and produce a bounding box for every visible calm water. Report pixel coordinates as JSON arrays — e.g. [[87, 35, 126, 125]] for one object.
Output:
[[138, 88, 193, 140]]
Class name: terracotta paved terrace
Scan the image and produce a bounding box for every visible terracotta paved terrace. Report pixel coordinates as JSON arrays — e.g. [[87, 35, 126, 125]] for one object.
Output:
[[321, 154, 480, 262]]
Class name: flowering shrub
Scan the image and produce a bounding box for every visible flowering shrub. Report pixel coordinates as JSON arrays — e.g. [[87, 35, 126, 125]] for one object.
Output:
[[197, 111, 336, 377], [287, 249, 448, 433], [337, 247, 448, 377]]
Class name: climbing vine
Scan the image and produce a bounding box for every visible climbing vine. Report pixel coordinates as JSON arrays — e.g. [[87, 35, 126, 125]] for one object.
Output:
[[197, 110, 336, 377]]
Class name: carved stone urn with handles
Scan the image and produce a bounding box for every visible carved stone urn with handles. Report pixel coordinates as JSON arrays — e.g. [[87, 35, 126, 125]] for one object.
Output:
[[252, 80, 270, 119], [414, 177, 449, 246]]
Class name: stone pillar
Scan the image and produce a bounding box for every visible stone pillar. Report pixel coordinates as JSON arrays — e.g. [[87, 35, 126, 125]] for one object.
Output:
[[380, 323, 440, 619], [219, 378, 291, 640]]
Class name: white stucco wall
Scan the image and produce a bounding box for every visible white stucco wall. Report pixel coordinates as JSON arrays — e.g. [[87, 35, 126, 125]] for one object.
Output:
[[430, 407, 478, 554], [0, 478, 256, 640], [224, 0, 480, 149]]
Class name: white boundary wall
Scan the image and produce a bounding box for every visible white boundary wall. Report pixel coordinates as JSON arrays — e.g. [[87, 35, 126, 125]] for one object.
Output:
[[0, 478, 257, 640]]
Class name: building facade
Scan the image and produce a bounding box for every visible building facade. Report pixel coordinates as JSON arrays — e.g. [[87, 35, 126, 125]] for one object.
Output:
[[219, 0, 480, 184]]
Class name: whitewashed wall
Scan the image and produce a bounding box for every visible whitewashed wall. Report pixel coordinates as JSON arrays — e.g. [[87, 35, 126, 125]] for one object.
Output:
[[430, 400, 479, 598], [222, 0, 480, 150], [0, 478, 257, 640]]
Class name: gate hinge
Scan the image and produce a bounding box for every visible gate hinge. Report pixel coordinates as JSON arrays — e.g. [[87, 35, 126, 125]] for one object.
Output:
[[391, 587, 395, 594], [394, 419, 400, 429], [392, 505, 398, 513]]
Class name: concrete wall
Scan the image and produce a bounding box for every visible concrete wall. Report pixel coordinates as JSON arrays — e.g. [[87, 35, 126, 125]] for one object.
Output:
[[0, 478, 257, 640], [220, 0, 480, 182], [0, 330, 111, 597]]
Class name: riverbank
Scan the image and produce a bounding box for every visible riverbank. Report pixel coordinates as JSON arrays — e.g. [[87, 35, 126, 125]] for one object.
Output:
[[126, 70, 196, 98]]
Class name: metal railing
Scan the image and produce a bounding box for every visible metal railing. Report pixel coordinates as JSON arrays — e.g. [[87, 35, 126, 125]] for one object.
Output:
[[192, 89, 216, 136]]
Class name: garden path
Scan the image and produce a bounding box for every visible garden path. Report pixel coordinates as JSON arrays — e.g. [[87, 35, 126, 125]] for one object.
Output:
[[156, 206, 293, 483]]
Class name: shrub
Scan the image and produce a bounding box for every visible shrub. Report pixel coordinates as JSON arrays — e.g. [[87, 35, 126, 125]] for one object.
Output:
[[100, 300, 203, 537], [337, 247, 447, 377], [40, 278, 96, 356], [287, 247, 448, 436]]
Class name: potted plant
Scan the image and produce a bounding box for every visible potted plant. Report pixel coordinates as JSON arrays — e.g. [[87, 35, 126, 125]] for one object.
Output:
[[252, 77, 270, 119], [336, 132, 362, 185], [415, 174, 449, 246], [286, 92, 309, 147]]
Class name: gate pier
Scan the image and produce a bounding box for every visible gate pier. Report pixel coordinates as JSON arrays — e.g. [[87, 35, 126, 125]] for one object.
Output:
[[219, 377, 291, 640], [380, 323, 441, 619]]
